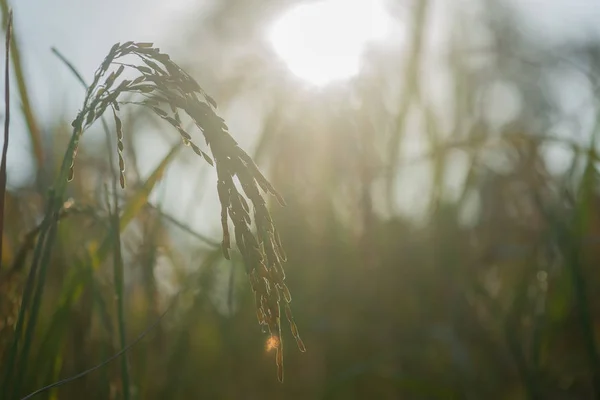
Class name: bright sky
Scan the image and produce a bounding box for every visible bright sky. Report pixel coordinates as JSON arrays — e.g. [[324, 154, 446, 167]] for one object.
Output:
[[2, 0, 600, 232], [505, 0, 600, 44]]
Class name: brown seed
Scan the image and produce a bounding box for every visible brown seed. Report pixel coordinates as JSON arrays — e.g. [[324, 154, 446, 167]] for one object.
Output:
[[290, 320, 299, 338], [284, 303, 293, 322], [295, 336, 306, 353], [276, 344, 283, 366], [256, 307, 265, 325], [221, 242, 230, 260], [281, 284, 292, 303]]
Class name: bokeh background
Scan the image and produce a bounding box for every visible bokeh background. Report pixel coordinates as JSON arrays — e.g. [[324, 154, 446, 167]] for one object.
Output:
[[2, 0, 600, 398]]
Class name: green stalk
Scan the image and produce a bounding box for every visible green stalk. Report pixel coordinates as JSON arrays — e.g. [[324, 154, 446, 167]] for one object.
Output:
[[0, 8, 12, 268], [11, 219, 58, 398], [0, 218, 48, 398], [0, 0, 44, 171], [110, 191, 131, 400]]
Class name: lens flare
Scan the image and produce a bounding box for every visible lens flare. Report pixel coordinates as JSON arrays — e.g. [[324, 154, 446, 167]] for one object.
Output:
[[265, 335, 280, 352]]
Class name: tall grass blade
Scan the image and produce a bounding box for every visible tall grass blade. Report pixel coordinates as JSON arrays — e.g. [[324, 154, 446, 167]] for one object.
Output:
[[0, 0, 43, 171], [0, 8, 11, 271], [50, 48, 86, 88]]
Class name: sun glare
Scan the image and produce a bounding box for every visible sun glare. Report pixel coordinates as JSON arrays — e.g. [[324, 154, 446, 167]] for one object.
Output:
[[265, 335, 280, 352], [268, 0, 392, 86]]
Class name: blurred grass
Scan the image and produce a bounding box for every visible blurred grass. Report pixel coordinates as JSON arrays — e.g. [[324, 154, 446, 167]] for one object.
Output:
[[2, 0, 600, 399]]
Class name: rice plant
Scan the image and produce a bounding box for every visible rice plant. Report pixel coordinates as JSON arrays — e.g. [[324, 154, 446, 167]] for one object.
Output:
[[2, 38, 306, 399]]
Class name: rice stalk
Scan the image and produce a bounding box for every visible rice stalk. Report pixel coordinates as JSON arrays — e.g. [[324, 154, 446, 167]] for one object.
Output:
[[0, 0, 43, 170], [9, 41, 302, 389], [62, 41, 304, 381], [0, 8, 11, 269], [107, 185, 130, 400]]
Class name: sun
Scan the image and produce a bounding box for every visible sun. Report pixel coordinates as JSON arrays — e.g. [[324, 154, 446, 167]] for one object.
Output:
[[268, 0, 392, 86]]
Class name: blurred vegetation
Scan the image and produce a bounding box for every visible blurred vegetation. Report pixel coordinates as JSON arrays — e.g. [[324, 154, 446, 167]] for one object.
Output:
[[2, 0, 600, 399]]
